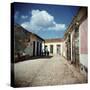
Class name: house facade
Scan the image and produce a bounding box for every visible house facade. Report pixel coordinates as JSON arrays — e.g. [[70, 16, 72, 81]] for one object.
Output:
[[63, 7, 88, 75], [14, 24, 44, 62], [14, 7, 88, 76], [24, 33, 44, 56], [43, 38, 64, 56]]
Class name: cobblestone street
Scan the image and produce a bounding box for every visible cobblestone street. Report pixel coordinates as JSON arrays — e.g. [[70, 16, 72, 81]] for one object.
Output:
[[14, 55, 87, 87]]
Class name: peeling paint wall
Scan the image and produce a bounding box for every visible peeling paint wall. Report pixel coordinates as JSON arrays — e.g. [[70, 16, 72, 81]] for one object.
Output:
[[24, 34, 43, 56]]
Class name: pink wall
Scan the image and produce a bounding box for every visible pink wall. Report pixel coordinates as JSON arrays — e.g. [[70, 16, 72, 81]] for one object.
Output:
[[79, 19, 88, 54]]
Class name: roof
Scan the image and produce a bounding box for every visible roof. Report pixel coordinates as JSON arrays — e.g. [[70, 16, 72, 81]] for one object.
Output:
[[45, 38, 64, 43], [32, 33, 45, 41], [64, 7, 87, 40], [14, 24, 44, 41]]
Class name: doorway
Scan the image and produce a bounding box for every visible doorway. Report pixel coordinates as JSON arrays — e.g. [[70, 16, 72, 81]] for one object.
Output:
[[33, 41, 35, 56], [37, 42, 39, 56], [57, 45, 61, 55], [67, 34, 71, 60], [50, 45, 53, 54]]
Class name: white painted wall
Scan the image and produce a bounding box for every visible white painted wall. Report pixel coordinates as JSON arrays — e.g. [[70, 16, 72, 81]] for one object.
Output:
[[70, 30, 74, 61], [80, 54, 88, 68], [62, 41, 66, 57], [44, 42, 63, 55]]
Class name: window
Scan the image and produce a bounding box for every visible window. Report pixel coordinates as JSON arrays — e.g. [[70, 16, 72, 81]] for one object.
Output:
[[57, 45, 61, 54], [50, 45, 53, 54]]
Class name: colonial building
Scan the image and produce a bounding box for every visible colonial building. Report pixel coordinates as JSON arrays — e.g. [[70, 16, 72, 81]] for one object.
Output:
[[14, 24, 44, 62], [79, 8, 88, 75], [63, 7, 88, 75], [14, 7, 88, 76], [43, 38, 64, 56], [24, 32, 44, 56]]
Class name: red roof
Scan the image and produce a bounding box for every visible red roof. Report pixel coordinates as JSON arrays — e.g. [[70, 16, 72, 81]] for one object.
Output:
[[45, 38, 64, 43]]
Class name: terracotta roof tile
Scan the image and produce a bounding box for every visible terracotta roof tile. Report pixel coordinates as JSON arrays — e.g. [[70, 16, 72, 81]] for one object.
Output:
[[45, 38, 64, 43]]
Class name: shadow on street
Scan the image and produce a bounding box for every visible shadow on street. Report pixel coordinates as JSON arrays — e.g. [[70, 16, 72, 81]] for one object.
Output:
[[14, 55, 53, 63]]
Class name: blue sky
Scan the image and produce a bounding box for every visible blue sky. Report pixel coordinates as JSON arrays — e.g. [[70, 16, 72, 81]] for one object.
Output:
[[13, 2, 80, 39]]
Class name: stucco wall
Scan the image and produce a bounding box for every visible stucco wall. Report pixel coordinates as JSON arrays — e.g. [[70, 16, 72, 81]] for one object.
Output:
[[24, 34, 43, 56], [70, 30, 74, 61], [62, 41, 67, 57], [79, 19, 88, 54], [79, 18, 88, 68], [44, 42, 63, 55], [80, 54, 88, 68], [24, 42, 33, 56]]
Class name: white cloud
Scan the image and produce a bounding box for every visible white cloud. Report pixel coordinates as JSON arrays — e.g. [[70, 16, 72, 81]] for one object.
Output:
[[21, 22, 42, 31], [21, 15, 28, 19], [49, 23, 66, 31], [30, 10, 55, 28], [21, 10, 66, 31]]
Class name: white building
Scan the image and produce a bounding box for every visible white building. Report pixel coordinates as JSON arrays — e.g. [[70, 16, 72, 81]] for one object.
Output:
[[42, 38, 64, 56]]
